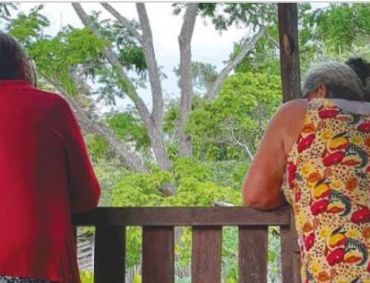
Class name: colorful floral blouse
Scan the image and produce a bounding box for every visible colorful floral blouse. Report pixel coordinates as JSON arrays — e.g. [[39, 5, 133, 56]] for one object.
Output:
[[282, 98, 370, 283]]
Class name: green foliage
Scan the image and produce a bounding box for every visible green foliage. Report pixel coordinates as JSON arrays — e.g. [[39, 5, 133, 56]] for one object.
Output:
[[173, 61, 218, 94], [126, 227, 142, 268], [311, 4, 370, 54], [8, 4, 49, 45], [222, 228, 238, 282], [233, 25, 281, 76], [133, 273, 142, 283], [105, 111, 150, 151], [173, 4, 276, 32], [165, 178, 241, 206], [80, 271, 93, 283], [8, 5, 106, 95], [27, 27, 105, 94], [298, 3, 370, 71], [207, 161, 248, 189], [173, 157, 212, 182], [86, 134, 109, 162], [231, 3, 315, 75], [111, 170, 170, 207], [188, 72, 281, 161], [95, 14, 146, 76], [163, 100, 180, 136], [268, 226, 282, 282]]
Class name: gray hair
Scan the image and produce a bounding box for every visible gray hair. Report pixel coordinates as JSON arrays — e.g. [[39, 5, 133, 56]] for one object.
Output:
[[302, 62, 364, 101]]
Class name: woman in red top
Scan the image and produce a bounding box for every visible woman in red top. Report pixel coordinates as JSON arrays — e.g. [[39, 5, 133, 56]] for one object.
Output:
[[0, 33, 101, 282]]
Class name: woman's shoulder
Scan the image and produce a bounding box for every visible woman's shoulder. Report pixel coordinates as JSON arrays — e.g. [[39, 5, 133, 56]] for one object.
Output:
[[26, 87, 71, 112], [275, 98, 308, 121], [272, 98, 309, 154]]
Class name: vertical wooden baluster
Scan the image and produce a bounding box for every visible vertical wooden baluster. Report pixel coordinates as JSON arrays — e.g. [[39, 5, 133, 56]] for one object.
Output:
[[192, 226, 222, 283], [142, 226, 174, 283], [281, 211, 301, 283], [94, 226, 126, 283], [239, 226, 268, 283]]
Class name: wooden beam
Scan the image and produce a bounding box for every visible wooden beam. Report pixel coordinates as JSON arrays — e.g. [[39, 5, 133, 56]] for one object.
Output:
[[73, 206, 290, 227], [278, 3, 301, 102]]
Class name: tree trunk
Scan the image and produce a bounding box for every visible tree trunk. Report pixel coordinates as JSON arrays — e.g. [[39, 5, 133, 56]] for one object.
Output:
[[43, 75, 148, 173], [136, 3, 164, 129], [177, 3, 198, 157], [72, 3, 173, 183], [205, 26, 266, 101]]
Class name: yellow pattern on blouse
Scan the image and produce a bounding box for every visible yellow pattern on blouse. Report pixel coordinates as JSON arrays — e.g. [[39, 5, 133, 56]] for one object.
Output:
[[282, 98, 370, 283]]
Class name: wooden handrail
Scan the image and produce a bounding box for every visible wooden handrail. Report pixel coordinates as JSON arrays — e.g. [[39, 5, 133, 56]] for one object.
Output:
[[72, 206, 291, 226], [73, 206, 301, 283]]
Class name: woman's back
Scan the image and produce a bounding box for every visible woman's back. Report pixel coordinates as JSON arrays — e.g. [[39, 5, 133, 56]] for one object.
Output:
[[0, 80, 100, 283], [282, 97, 370, 282]]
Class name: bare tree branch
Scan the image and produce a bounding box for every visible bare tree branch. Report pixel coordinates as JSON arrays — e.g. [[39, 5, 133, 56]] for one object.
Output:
[[177, 3, 199, 157], [230, 128, 254, 161], [101, 3, 166, 128], [205, 26, 267, 100], [0, 14, 11, 22], [100, 2, 143, 44], [72, 3, 147, 119], [72, 3, 173, 177], [42, 74, 148, 173], [136, 3, 164, 128]]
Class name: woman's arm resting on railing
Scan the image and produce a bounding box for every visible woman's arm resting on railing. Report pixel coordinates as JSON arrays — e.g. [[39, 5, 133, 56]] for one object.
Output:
[[58, 99, 101, 213], [242, 101, 303, 210]]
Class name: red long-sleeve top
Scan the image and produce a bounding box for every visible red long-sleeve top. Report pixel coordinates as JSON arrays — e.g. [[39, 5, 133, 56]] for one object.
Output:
[[0, 80, 101, 282]]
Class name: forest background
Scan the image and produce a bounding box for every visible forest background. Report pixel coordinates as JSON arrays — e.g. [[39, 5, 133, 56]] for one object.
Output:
[[1, 2, 370, 282]]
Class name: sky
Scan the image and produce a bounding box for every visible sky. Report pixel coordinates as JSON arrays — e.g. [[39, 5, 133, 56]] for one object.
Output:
[[17, 2, 249, 112]]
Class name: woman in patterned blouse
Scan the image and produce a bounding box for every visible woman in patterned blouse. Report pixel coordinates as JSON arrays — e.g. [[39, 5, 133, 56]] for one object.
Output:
[[243, 59, 370, 282]]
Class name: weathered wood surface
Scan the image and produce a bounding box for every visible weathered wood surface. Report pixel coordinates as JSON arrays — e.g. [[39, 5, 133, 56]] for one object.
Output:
[[281, 210, 301, 283], [94, 225, 126, 283], [74, 206, 299, 282], [239, 226, 268, 283], [142, 226, 174, 283], [192, 226, 222, 283], [278, 3, 301, 102], [73, 206, 290, 226], [280, 212, 301, 283], [278, 3, 301, 282]]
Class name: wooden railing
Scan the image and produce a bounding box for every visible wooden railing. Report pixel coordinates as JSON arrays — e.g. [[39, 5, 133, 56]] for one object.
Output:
[[73, 206, 301, 283]]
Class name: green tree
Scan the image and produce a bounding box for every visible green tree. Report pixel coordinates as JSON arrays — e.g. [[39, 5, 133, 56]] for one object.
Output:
[[188, 72, 281, 161]]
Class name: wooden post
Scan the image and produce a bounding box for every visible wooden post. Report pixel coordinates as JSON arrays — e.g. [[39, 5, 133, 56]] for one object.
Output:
[[278, 3, 302, 281], [281, 210, 301, 283], [94, 226, 126, 283], [142, 226, 174, 283], [278, 3, 301, 102], [239, 226, 268, 283], [192, 226, 222, 283]]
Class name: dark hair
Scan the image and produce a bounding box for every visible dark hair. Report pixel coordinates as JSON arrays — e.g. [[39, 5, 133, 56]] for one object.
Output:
[[345, 57, 370, 101], [0, 32, 33, 82]]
